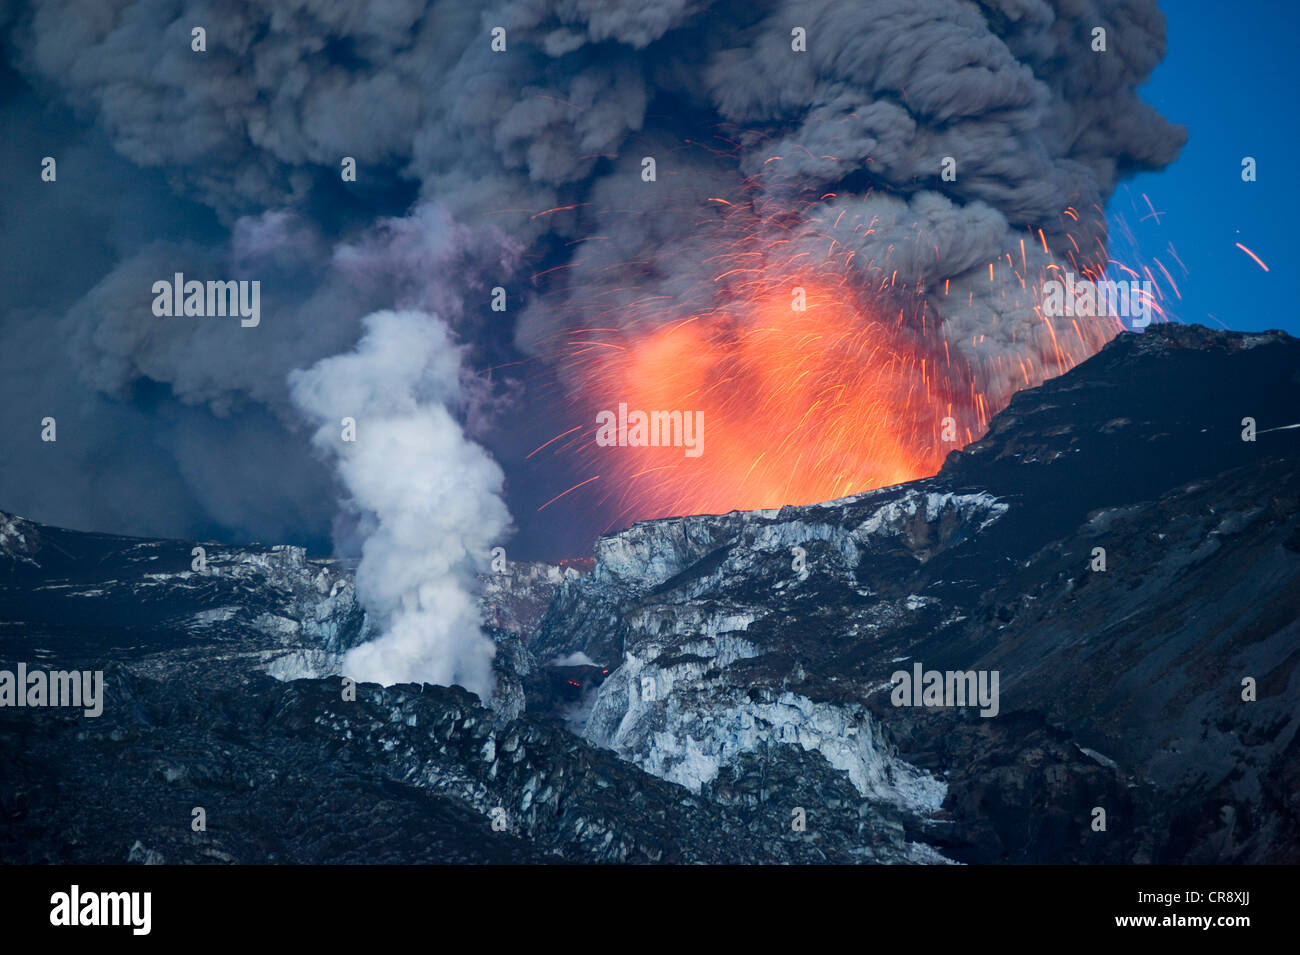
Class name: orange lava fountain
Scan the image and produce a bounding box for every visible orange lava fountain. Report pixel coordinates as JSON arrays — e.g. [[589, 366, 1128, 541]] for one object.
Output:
[[532, 190, 1168, 527], [563, 279, 963, 520]]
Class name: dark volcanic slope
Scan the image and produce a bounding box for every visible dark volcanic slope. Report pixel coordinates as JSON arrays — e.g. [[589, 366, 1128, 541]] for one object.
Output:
[[529, 324, 1300, 863], [2, 324, 1298, 864]]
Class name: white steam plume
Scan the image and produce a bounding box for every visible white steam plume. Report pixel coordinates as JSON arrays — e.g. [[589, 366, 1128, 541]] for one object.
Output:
[[289, 310, 510, 698]]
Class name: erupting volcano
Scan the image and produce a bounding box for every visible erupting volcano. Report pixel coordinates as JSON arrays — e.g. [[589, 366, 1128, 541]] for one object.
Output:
[[534, 190, 1139, 528], [565, 279, 963, 519]]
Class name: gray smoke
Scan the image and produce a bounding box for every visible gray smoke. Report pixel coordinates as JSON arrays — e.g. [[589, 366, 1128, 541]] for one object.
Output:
[[2, 0, 1184, 684]]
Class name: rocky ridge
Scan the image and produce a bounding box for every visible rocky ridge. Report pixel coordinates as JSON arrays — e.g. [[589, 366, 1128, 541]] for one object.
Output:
[[2, 324, 1297, 863]]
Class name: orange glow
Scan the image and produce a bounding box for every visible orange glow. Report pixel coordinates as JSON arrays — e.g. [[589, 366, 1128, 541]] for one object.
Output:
[[533, 191, 1155, 528], [569, 279, 959, 520]]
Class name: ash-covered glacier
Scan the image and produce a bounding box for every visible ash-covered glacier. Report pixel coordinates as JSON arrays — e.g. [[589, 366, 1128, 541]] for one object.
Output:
[[2, 325, 1298, 864]]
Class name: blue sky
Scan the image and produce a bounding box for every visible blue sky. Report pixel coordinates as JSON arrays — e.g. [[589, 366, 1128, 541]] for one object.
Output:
[[1118, 0, 1299, 335]]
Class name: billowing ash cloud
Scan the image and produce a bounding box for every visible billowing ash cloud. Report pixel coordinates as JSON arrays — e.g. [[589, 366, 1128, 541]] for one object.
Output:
[[2, 0, 1184, 607], [508, 0, 1188, 409], [290, 310, 510, 697]]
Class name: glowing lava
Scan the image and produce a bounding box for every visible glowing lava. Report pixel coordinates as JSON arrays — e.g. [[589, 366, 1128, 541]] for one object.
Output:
[[564, 277, 966, 521], [531, 188, 1177, 529]]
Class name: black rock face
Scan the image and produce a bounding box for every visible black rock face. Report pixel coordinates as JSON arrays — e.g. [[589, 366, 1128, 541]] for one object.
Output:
[[2, 324, 1297, 864]]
